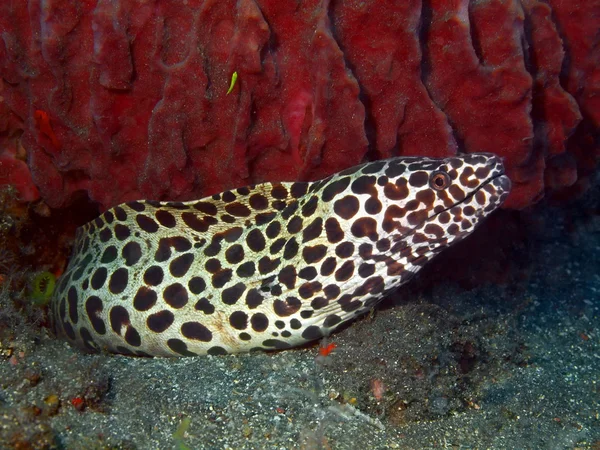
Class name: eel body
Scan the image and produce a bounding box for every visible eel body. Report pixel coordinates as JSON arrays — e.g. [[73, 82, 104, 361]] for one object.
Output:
[[51, 154, 510, 356]]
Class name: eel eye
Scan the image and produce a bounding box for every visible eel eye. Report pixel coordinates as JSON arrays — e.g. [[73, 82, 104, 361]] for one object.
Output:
[[430, 171, 450, 190]]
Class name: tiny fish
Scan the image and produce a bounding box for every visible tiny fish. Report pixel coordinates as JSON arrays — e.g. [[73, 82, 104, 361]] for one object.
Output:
[[227, 71, 238, 95]]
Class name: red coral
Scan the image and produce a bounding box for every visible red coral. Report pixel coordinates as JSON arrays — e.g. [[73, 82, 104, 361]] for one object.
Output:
[[330, 0, 457, 159], [0, 0, 597, 211]]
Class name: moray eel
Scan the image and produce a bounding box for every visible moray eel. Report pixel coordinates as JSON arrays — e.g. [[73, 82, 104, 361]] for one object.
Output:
[[50, 153, 510, 357]]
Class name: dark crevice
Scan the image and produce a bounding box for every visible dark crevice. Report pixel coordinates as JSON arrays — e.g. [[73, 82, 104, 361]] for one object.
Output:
[[520, 5, 545, 163], [258, 3, 279, 71], [389, 104, 407, 158], [326, 0, 376, 163], [418, 0, 433, 85], [201, 52, 212, 94], [259, 32, 279, 79], [520, 7, 537, 78], [467, 2, 485, 67], [418, 0, 461, 153], [449, 126, 467, 155], [538, 0, 574, 95]]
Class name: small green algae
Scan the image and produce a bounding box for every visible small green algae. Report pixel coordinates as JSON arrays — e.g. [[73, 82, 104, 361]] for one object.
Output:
[[30, 271, 56, 306], [173, 416, 192, 450]]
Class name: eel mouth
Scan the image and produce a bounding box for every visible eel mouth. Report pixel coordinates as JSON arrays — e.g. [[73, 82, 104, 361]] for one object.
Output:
[[402, 164, 512, 243], [476, 167, 512, 208], [486, 172, 511, 195], [455, 156, 511, 209]]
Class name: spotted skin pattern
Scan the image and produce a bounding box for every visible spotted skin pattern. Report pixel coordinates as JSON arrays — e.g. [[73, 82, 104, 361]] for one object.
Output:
[[51, 154, 510, 357]]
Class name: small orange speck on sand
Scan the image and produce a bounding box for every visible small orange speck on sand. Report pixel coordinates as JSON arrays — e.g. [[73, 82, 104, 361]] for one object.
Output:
[[319, 342, 337, 357], [70, 397, 84, 410]]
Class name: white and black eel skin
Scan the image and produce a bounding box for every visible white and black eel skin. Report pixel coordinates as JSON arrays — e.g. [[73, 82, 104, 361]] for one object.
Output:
[[50, 153, 511, 357]]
